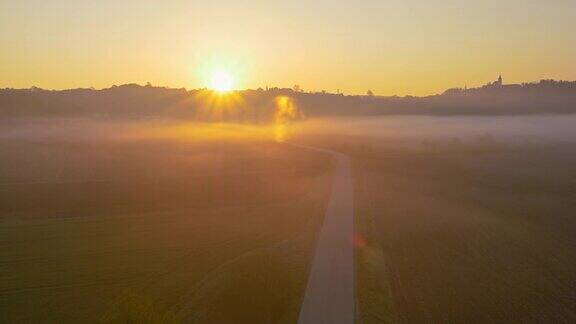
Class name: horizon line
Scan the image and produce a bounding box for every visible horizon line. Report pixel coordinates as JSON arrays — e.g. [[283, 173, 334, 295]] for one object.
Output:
[[2, 77, 576, 98]]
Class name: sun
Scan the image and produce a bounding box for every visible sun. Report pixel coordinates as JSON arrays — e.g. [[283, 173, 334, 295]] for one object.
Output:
[[210, 70, 234, 92]]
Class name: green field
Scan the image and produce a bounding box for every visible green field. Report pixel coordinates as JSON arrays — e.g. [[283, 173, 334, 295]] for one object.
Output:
[[305, 133, 576, 323], [0, 134, 332, 323], [4, 117, 576, 323]]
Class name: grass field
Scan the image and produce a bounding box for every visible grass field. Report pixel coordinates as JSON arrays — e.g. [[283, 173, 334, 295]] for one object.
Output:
[[4, 116, 576, 323], [0, 123, 332, 323], [356, 143, 576, 323], [298, 122, 576, 323]]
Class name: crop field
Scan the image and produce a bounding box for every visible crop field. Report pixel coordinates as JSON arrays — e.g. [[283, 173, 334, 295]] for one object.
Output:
[[4, 116, 576, 323], [337, 136, 576, 323], [0, 126, 332, 323]]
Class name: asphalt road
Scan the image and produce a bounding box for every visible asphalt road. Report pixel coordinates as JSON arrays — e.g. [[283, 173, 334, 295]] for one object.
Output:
[[291, 144, 355, 324]]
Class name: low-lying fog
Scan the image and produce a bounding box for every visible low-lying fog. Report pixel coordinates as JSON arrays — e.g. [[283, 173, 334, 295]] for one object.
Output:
[[300, 115, 576, 145], [2, 115, 576, 144]]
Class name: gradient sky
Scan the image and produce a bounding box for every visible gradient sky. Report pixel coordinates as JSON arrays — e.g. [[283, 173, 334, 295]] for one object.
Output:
[[1, 0, 575, 95]]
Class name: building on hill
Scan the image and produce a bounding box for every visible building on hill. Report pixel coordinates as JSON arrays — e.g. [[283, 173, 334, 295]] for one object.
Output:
[[481, 75, 503, 89], [442, 75, 503, 95]]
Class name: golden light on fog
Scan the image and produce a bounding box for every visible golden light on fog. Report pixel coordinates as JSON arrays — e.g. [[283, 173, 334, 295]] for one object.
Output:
[[274, 96, 299, 142], [210, 70, 234, 93]]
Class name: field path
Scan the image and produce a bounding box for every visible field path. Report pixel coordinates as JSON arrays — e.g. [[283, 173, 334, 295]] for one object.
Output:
[[289, 143, 355, 324]]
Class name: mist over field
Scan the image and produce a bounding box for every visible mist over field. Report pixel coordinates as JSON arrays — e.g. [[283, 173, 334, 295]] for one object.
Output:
[[2, 110, 576, 323], [299, 115, 576, 144], [0, 118, 274, 142], [3, 114, 576, 144]]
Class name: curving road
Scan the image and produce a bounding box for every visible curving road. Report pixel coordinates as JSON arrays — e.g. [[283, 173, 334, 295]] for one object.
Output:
[[290, 143, 355, 324]]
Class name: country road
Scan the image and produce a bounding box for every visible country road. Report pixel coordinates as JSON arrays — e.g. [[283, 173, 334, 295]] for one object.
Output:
[[290, 143, 355, 324]]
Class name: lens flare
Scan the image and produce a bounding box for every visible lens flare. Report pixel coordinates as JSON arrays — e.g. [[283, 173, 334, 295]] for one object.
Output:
[[274, 96, 299, 142]]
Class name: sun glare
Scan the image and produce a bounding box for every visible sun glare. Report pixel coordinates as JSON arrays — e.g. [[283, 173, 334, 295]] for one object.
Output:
[[210, 70, 234, 92]]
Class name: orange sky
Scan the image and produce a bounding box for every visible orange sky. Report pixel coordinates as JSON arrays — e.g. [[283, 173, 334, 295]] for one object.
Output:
[[1, 0, 575, 96]]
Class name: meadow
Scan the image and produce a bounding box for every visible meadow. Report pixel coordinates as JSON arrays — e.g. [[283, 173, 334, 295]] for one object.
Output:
[[297, 116, 576, 323], [0, 119, 332, 323], [3, 115, 576, 323]]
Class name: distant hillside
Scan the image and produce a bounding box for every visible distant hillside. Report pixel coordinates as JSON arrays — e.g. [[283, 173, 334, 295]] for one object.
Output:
[[1, 79, 576, 120]]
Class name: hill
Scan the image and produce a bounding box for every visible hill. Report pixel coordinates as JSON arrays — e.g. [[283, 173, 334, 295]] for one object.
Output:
[[2, 79, 576, 120]]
